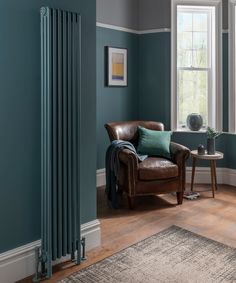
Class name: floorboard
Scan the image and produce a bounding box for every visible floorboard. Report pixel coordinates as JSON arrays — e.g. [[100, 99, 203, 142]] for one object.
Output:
[[19, 184, 236, 282]]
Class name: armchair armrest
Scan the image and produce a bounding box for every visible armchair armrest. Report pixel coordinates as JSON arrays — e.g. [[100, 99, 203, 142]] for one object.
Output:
[[170, 142, 190, 165], [119, 149, 138, 196], [119, 149, 138, 168]]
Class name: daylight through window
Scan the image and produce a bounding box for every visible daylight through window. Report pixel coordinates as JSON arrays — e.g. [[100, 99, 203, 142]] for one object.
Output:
[[171, 1, 222, 132]]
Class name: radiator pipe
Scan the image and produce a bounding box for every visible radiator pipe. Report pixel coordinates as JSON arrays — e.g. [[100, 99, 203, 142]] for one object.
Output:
[[32, 247, 40, 283], [81, 237, 86, 261], [37, 7, 84, 280]]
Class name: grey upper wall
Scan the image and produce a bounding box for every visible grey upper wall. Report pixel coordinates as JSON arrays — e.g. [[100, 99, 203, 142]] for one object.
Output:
[[138, 0, 171, 30], [97, 0, 229, 31], [138, 0, 228, 30], [223, 0, 228, 30], [96, 0, 139, 29]]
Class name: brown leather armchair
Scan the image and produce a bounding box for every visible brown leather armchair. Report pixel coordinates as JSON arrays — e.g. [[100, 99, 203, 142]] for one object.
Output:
[[105, 121, 190, 209]]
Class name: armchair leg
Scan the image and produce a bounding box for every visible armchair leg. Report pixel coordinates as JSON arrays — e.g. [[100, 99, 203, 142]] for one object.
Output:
[[128, 196, 135, 209], [176, 192, 183, 205]]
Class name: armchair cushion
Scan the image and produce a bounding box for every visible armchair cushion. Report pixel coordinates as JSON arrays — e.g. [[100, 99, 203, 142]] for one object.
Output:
[[137, 127, 172, 158], [138, 157, 178, 181]]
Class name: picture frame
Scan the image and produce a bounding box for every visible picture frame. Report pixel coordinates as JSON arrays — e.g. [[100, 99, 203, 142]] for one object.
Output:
[[106, 46, 128, 87]]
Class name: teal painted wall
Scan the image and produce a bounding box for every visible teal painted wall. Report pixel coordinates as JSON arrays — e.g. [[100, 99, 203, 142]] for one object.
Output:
[[138, 31, 233, 169], [139, 32, 171, 129], [223, 134, 236, 169], [139, 32, 228, 132], [96, 27, 139, 169], [96, 30, 235, 170], [0, 0, 96, 254]]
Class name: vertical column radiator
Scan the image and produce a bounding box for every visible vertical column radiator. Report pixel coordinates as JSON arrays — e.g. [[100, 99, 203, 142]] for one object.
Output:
[[34, 7, 83, 281]]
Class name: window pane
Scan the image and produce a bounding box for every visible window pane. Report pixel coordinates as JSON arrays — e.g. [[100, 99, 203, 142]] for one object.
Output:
[[178, 12, 193, 32], [193, 32, 207, 49], [178, 32, 192, 50], [177, 70, 208, 126], [176, 6, 213, 130], [193, 13, 208, 31], [193, 50, 208, 68], [177, 50, 192, 67]]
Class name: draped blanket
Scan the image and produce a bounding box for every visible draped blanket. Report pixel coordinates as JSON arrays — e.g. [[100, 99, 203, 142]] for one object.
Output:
[[105, 140, 147, 208]]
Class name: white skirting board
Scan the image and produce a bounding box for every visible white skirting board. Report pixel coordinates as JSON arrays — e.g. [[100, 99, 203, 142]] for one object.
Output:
[[96, 167, 236, 187], [97, 168, 106, 187], [185, 167, 236, 187], [0, 219, 101, 283]]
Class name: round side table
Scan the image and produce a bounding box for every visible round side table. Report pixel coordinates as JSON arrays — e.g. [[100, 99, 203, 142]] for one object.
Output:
[[190, 150, 224, 198]]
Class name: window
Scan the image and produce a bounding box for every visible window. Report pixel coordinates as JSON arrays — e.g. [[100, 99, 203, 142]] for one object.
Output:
[[229, 0, 236, 132], [171, 0, 222, 131]]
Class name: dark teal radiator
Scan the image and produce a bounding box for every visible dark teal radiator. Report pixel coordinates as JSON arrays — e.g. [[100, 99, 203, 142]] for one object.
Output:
[[34, 7, 83, 281]]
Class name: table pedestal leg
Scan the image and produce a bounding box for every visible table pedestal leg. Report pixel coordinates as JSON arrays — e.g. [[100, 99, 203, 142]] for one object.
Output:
[[213, 160, 218, 191], [210, 160, 216, 198], [191, 157, 196, 192]]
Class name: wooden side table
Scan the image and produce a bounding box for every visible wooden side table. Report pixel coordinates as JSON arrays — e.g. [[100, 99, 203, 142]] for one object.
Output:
[[190, 150, 224, 198]]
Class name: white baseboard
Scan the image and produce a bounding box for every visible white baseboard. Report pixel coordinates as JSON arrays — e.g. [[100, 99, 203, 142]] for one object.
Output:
[[0, 219, 100, 283], [0, 240, 41, 283], [186, 167, 236, 187], [80, 219, 101, 251], [97, 167, 236, 187], [96, 168, 106, 187]]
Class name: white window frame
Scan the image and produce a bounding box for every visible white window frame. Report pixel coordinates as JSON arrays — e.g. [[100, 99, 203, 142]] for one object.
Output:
[[229, 0, 236, 132], [171, 0, 223, 132]]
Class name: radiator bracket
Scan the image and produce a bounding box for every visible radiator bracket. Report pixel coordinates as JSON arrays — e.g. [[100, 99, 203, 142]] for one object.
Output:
[[32, 247, 48, 282], [33, 238, 86, 281], [81, 237, 87, 261]]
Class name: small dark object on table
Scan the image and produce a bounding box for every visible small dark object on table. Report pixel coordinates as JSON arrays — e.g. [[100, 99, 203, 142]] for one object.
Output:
[[198, 144, 205, 155]]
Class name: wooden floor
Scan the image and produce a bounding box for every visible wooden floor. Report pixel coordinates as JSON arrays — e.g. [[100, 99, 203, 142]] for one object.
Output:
[[19, 184, 236, 282]]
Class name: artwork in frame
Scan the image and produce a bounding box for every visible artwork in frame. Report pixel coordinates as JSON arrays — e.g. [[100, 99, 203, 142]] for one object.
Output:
[[107, 47, 127, 87]]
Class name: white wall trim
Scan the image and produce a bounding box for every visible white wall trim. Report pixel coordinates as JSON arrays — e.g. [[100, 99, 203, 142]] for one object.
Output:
[[96, 22, 171, 34], [97, 168, 106, 187], [97, 169, 106, 187], [96, 167, 236, 188], [97, 22, 227, 35], [0, 219, 101, 283], [96, 22, 139, 34], [186, 167, 236, 186], [80, 219, 101, 251], [138, 28, 171, 34]]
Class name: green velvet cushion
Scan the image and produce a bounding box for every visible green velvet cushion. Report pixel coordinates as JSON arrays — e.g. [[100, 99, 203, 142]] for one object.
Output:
[[137, 126, 172, 158]]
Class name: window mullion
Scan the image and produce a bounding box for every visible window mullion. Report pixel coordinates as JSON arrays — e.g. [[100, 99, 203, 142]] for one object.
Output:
[[177, 67, 210, 71]]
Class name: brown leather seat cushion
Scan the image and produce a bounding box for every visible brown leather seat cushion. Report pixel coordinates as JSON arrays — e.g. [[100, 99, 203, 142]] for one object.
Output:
[[138, 157, 179, 181]]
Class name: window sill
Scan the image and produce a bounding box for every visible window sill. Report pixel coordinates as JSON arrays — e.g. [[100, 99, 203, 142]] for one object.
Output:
[[222, 132, 236, 135], [173, 130, 236, 135], [173, 129, 207, 133]]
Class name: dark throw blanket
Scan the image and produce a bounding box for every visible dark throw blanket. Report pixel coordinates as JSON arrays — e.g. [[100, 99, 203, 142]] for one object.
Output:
[[105, 140, 147, 208]]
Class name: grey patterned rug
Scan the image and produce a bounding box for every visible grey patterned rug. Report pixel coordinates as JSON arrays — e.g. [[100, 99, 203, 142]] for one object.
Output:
[[60, 226, 236, 283]]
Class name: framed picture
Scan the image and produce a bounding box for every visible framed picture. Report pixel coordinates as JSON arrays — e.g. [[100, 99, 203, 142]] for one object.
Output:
[[106, 47, 127, 87]]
